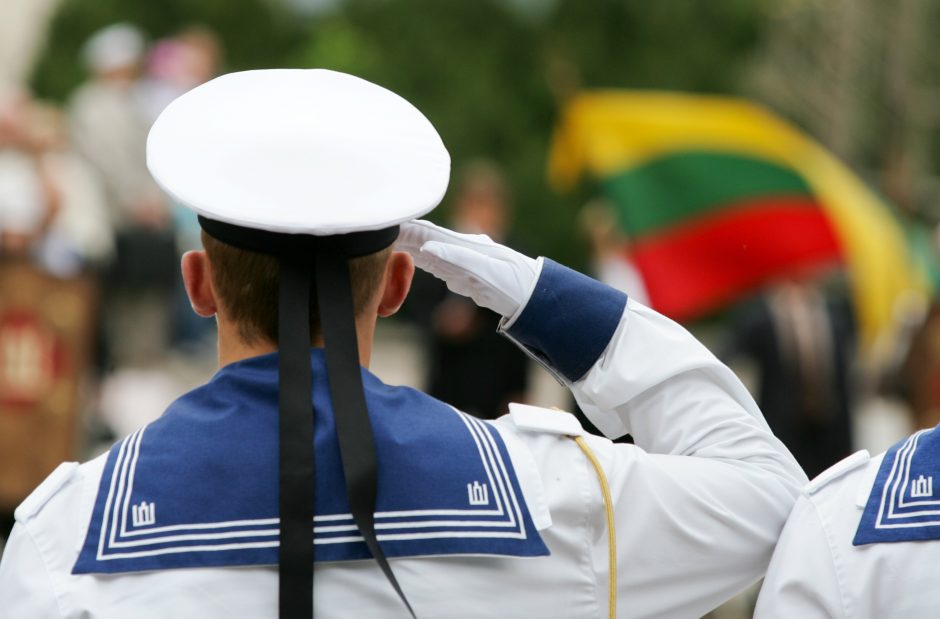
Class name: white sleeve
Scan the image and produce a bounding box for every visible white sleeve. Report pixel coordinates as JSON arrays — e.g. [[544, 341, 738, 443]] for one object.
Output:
[[0, 523, 63, 619], [572, 298, 805, 512], [573, 298, 777, 442], [569, 300, 807, 615], [502, 265, 806, 613], [580, 369, 807, 616], [754, 495, 847, 618]]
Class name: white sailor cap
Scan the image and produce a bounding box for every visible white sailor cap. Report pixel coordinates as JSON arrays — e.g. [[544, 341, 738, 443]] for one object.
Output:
[[147, 68, 450, 235], [146, 69, 447, 619]]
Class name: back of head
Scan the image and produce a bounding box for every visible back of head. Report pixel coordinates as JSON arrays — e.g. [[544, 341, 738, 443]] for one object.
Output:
[[201, 231, 390, 345], [147, 69, 450, 349]]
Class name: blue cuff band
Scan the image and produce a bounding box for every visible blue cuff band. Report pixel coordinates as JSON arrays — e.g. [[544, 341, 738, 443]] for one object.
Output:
[[505, 259, 627, 382]]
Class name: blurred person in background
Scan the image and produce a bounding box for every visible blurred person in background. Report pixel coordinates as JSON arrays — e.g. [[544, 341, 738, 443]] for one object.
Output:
[[136, 25, 224, 257], [0, 88, 111, 273], [723, 276, 856, 479], [896, 300, 940, 431], [878, 203, 940, 437], [137, 26, 224, 124], [68, 23, 175, 368], [0, 88, 61, 260], [137, 25, 224, 351], [0, 87, 106, 545], [404, 161, 529, 419]]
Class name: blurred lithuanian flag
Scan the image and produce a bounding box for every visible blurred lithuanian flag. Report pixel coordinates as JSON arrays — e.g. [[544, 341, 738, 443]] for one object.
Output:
[[549, 91, 927, 350]]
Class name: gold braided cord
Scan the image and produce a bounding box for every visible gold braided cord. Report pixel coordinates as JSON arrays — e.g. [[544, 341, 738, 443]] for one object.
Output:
[[573, 435, 617, 619]]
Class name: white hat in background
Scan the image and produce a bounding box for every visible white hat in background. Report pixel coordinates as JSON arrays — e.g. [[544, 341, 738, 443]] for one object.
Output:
[[82, 23, 145, 74]]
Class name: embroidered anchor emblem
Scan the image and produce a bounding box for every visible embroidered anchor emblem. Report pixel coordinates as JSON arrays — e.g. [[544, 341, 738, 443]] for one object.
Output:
[[467, 481, 489, 506], [132, 500, 156, 527], [911, 475, 934, 499]]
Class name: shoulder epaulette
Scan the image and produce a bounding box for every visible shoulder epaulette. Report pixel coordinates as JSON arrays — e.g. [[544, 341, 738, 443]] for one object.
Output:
[[14, 462, 79, 522], [508, 403, 585, 437], [805, 450, 870, 495]]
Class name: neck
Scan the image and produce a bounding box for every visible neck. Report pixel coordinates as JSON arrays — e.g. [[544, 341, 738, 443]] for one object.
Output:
[[216, 315, 376, 368]]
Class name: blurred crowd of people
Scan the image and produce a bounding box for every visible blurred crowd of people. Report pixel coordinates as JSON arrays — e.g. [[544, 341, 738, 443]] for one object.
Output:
[[0, 23, 224, 539], [1, 23, 221, 278]]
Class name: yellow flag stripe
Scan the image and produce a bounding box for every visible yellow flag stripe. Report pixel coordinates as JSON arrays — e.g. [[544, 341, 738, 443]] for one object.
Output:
[[550, 91, 809, 184]]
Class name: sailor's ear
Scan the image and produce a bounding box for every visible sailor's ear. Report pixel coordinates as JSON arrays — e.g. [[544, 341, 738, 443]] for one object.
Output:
[[181, 250, 218, 318], [377, 251, 414, 318]]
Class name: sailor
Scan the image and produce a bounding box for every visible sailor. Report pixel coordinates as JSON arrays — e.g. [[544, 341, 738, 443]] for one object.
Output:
[[755, 424, 940, 617], [0, 69, 805, 618]]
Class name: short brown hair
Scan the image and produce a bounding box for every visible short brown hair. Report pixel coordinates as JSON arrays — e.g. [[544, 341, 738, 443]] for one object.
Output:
[[202, 231, 390, 345]]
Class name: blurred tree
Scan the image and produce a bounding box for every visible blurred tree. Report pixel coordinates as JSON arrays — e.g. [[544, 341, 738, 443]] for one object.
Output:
[[544, 0, 765, 93]]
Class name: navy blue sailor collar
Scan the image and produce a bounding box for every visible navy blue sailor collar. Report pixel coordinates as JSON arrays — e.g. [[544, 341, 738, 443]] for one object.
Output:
[[855, 424, 940, 545], [74, 349, 548, 574]]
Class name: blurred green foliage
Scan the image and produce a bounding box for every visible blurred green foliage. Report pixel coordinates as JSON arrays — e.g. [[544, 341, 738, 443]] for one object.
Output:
[[32, 0, 768, 264]]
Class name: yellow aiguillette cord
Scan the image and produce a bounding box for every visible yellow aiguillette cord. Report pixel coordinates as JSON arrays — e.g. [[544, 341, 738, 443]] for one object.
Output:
[[573, 435, 617, 619]]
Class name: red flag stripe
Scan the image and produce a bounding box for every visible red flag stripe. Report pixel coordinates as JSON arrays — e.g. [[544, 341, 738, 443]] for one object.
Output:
[[631, 197, 843, 321]]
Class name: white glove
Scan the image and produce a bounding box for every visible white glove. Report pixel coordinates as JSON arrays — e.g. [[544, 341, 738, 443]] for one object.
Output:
[[397, 220, 541, 319]]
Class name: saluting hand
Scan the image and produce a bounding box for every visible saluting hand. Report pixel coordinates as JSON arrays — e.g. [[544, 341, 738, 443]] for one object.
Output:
[[397, 220, 541, 319]]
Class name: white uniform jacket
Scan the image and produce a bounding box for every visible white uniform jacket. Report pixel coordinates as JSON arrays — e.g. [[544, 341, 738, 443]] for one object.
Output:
[[756, 424, 940, 618], [0, 259, 805, 618]]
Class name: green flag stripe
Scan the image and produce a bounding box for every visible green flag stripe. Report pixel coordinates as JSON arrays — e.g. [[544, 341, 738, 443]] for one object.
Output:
[[599, 150, 815, 238]]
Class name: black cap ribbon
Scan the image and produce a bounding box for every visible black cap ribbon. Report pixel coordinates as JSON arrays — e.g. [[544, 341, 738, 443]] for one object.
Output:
[[198, 216, 414, 619]]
